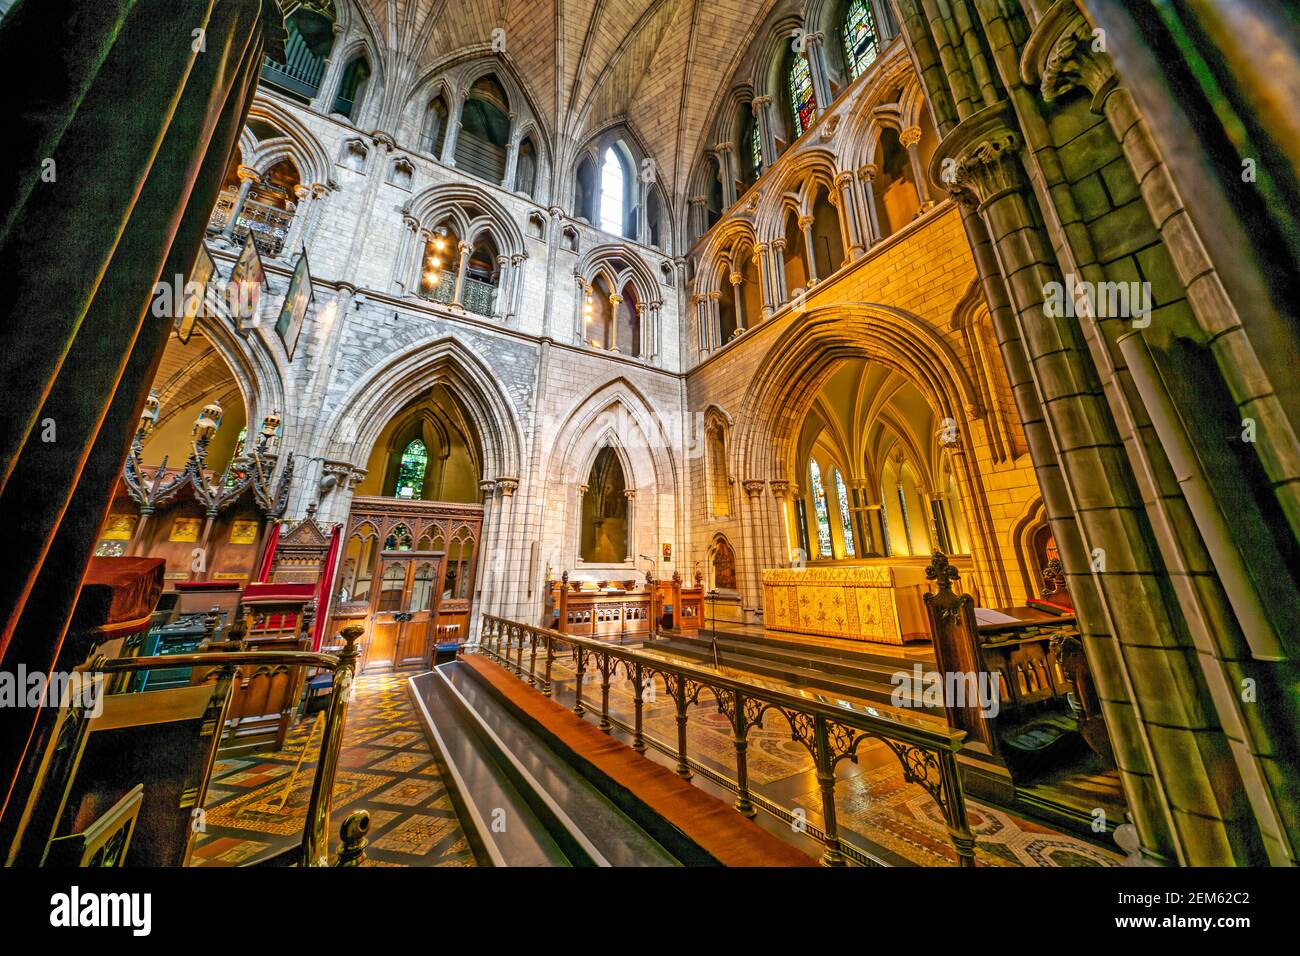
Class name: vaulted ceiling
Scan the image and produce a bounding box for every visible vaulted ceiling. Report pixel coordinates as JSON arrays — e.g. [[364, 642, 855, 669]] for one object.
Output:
[[346, 0, 781, 196]]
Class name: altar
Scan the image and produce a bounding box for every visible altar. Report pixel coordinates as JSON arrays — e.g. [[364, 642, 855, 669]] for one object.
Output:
[[761, 564, 930, 645]]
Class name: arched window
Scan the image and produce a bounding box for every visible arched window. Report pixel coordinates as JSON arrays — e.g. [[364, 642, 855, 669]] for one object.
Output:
[[808, 459, 833, 557], [599, 147, 627, 235], [262, 7, 335, 101], [456, 76, 511, 183], [422, 95, 448, 157], [787, 50, 816, 138], [575, 155, 598, 222], [333, 56, 371, 120], [841, 0, 881, 80], [395, 439, 428, 499], [516, 137, 537, 196], [747, 115, 762, 183], [834, 468, 856, 557], [581, 447, 629, 563]]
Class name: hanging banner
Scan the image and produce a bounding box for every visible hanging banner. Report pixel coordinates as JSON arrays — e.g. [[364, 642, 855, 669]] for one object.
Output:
[[225, 232, 266, 330], [176, 243, 215, 344], [275, 249, 313, 361]]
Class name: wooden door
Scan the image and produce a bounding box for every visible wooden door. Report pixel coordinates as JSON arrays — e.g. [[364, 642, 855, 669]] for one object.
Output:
[[395, 557, 441, 667], [362, 555, 442, 670]]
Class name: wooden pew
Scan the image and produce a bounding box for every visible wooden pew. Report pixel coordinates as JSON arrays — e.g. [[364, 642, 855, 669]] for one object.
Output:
[[922, 552, 1090, 801]]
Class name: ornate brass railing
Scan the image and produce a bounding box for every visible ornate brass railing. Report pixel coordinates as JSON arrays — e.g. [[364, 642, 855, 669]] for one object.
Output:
[[474, 616, 976, 866], [10, 625, 368, 867], [96, 625, 364, 866]]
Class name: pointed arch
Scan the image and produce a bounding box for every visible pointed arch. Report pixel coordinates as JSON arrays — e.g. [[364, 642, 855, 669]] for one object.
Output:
[[322, 335, 524, 482]]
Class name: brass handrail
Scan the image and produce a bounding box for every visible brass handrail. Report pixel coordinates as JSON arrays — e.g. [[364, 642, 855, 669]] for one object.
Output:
[[475, 615, 977, 866], [87, 625, 364, 867]]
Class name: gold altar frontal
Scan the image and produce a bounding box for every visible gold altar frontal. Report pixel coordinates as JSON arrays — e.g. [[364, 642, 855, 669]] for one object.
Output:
[[761, 565, 930, 645]]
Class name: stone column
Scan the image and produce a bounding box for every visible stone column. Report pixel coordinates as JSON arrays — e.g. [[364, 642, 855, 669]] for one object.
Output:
[[939, 107, 1223, 865], [687, 196, 706, 239], [713, 142, 735, 208], [623, 488, 636, 562], [607, 292, 622, 351], [509, 253, 526, 322], [281, 183, 313, 260], [308, 23, 345, 114], [706, 290, 721, 349], [740, 480, 767, 620], [575, 483, 589, 565], [835, 171, 866, 259], [491, 478, 518, 615], [729, 271, 745, 332], [798, 214, 818, 284], [450, 240, 469, 310], [474, 478, 498, 624], [898, 125, 932, 208], [501, 113, 520, 189], [754, 243, 775, 319], [857, 163, 882, 245], [440, 94, 463, 166], [391, 214, 419, 294], [299, 182, 330, 255], [768, 480, 791, 566], [770, 238, 788, 304], [801, 31, 833, 114], [221, 165, 259, 241], [690, 293, 708, 353], [751, 95, 776, 168], [494, 254, 510, 319]]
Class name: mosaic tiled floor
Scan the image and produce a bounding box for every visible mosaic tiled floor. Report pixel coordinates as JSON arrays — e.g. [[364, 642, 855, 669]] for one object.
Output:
[[542, 652, 1121, 868], [189, 673, 474, 867]]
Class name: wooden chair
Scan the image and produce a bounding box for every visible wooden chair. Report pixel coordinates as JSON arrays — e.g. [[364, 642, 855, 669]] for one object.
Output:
[[192, 587, 316, 754]]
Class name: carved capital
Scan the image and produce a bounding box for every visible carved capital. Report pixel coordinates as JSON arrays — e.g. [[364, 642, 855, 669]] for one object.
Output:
[[1023, 4, 1116, 105], [898, 125, 923, 149], [742, 479, 766, 499], [769, 479, 789, 499], [857, 163, 879, 183], [497, 478, 519, 497], [930, 103, 1024, 208]]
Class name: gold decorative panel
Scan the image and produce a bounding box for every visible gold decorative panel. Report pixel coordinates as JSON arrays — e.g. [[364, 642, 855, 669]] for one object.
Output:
[[762, 565, 929, 645]]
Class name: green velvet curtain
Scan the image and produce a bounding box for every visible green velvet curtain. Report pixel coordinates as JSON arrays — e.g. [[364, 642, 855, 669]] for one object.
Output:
[[0, 0, 284, 840]]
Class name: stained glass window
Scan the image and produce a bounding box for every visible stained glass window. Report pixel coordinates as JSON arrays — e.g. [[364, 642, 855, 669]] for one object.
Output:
[[834, 468, 856, 557], [395, 439, 427, 499], [809, 460, 833, 557], [749, 117, 762, 179], [600, 147, 625, 235], [787, 51, 816, 138], [842, 0, 880, 81]]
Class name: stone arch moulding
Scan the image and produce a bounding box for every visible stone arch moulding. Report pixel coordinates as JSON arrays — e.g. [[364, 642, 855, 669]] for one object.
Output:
[[735, 303, 982, 482], [732, 302, 1013, 606], [245, 97, 334, 188], [574, 244, 663, 309], [320, 334, 525, 484], [199, 309, 290, 451], [404, 182, 527, 257], [543, 377, 682, 573]]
